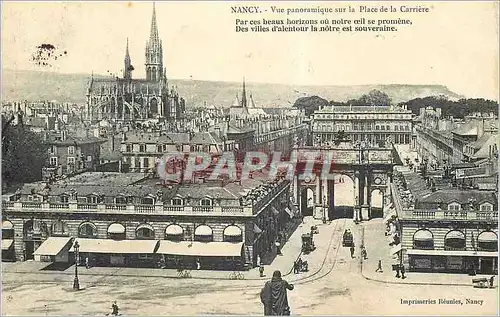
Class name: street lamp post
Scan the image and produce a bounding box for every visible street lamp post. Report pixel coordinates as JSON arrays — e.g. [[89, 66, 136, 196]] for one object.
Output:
[[73, 240, 80, 290]]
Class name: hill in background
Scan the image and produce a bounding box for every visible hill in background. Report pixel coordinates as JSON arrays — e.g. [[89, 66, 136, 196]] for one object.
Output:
[[1, 69, 464, 107]]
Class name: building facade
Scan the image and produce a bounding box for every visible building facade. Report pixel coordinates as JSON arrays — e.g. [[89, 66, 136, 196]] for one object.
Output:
[[311, 105, 413, 147], [392, 167, 498, 274], [1, 171, 298, 270]]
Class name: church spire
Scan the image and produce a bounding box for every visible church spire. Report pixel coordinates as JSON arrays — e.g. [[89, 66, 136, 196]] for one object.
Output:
[[124, 38, 133, 79], [145, 2, 163, 82], [149, 2, 159, 44], [241, 77, 247, 108]]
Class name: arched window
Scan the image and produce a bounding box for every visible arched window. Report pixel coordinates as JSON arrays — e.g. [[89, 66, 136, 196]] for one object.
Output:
[[223, 225, 243, 242], [413, 229, 434, 250], [142, 197, 154, 205], [78, 222, 97, 238], [194, 225, 213, 242], [51, 220, 69, 236], [165, 224, 184, 241], [115, 195, 127, 205], [477, 231, 498, 251], [200, 198, 212, 206], [136, 223, 155, 239], [480, 203, 493, 212], [172, 197, 183, 206], [444, 230, 465, 250]]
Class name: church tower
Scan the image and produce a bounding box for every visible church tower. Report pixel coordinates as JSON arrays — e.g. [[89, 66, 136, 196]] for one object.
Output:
[[145, 3, 163, 82], [123, 38, 133, 79], [241, 77, 247, 108]]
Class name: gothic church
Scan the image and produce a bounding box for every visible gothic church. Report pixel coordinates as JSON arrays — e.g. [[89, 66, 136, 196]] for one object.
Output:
[[85, 4, 185, 123]]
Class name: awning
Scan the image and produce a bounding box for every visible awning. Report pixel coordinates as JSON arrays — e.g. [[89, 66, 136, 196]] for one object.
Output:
[[136, 223, 154, 232], [413, 230, 433, 241], [70, 239, 159, 254], [165, 224, 183, 235], [254, 224, 262, 234], [108, 223, 125, 234], [1, 239, 14, 251], [445, 231, 465, 240], [157, 241, 243, 257], [2, 220, 13, 230], [391, 244, 403, 255], [407, 249, 497, 257], [34, 237, 72, 256], [284, 207, 293, 219], [195, 225, 213, 236], [478, 231, 498, 243], [224, 225, 242, 237]]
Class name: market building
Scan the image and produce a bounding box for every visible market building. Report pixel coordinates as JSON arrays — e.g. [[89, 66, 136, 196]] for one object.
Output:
[[1, 170, 299, 270]]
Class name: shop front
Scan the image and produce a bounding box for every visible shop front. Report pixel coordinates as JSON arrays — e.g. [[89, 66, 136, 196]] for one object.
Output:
[[156, 241, 244, 271], [407, 249, 498, 274], [69, 238, 160, 267]]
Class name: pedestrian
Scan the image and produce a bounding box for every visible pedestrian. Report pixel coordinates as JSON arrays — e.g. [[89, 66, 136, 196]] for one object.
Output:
[[350, 243, 355, 258], [196, 258, 201, 270], [259, 264, 265, 277], [257, 254, 261, 267], [275, 241, 282, 255], [260, 270, 294, 316], [375, 260, 383, 273], [85, 256, 90, 269], [395, 264, 401, 278], [489, 276, 495, 288], [401, 264, 406, 279], [293, 261, 298, 274], [111, 301, 119, 316], [361, 245, 368, 260]]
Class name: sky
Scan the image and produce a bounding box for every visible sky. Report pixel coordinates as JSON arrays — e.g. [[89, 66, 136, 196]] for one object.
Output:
[[1, 1, 499, 100]]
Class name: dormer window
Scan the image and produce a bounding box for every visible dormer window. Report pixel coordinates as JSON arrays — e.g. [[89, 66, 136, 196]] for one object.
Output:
[[88, 195, 98, 204], [480, 203, 493, 212], [115, 196, 127, 205], [60, 195, 69, 204], [447, 202, 461, 211], [172, 198, 183, 206], [200, 197, 212, 206], [142, 197, 154, 205]]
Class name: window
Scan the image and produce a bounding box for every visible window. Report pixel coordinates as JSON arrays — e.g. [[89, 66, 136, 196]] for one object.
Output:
[[447, 203, 461, 211], [157, 144, 163, 153], [115, 196, 127, 204], [381, 125, 385, 131], [49, 146, 57, 154], [480, 203, 493, 211], [88, 195, 98, 204], [78, 223, 97, 237], [49, 157, 58, 166], [172, 198, 183, 206], [200, 198, 212, 206], [139, 144, 146, 152], [87, 155, 92, 162], [68, 146, 75, 155], [375, 125, 380, 130], [60, 195, 69, 203], [386, 125, 390, 131], [405, 125, 410, 131], [142, 197, 154, 205], [136, 227, 155, 239], [126, 145, 132, 152], [67, 157, 76, 165], [395, 126, 399, 131]]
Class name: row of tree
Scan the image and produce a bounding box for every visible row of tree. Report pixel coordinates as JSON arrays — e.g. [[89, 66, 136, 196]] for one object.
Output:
[[293, 90, 498, 119]]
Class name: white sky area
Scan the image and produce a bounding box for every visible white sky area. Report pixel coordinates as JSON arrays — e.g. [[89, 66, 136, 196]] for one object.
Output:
[[2, 1, 499, 100]]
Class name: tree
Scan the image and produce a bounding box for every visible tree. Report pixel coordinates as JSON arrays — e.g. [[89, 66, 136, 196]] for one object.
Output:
[[293, 96, 329, 116], [2, 115, 49, 190], [359, 89, 392, 106]]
